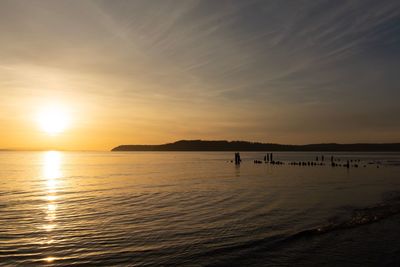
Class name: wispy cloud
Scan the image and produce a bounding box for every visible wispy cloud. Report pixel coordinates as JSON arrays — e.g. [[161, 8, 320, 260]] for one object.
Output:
[[0, 0, 399, 146]]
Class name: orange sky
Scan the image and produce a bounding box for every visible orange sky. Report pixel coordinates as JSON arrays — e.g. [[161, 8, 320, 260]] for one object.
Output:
[[1, 1, 399, 150]]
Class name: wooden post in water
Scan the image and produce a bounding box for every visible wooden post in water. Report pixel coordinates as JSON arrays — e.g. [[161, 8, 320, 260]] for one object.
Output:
[[234, 152, 241, 165]]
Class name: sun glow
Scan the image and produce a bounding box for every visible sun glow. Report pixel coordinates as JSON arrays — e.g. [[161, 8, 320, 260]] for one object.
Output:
[[37, 105, 70, 135]]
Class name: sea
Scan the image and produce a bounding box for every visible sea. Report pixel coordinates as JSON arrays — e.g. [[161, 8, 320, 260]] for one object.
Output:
[[1, 151, 400, 266]]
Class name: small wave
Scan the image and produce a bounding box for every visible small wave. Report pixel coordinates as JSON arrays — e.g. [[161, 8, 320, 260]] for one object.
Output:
[[289, 191, 400, 240], [185, 194, 400, 262]]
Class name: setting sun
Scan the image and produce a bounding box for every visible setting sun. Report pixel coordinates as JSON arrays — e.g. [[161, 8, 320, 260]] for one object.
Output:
[[37, 105, 70, 135], [1, 1, 400, 266]]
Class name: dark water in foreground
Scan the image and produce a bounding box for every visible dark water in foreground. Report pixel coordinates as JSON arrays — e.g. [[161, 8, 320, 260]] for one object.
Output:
[[1, 151, 400, 266]]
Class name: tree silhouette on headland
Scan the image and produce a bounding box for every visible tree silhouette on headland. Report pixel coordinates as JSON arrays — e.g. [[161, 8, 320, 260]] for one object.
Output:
[[112, 140, 400, 152]]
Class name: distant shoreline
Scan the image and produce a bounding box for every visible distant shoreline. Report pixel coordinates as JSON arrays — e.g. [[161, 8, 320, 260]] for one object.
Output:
[[112, 140, 400, 152]]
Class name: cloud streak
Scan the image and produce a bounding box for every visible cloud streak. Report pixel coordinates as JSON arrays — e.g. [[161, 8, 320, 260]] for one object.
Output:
[[0, 0, 399, 148]]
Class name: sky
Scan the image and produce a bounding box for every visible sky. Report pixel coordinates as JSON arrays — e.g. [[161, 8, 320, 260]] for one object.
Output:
[[0, 0, 399, 150]]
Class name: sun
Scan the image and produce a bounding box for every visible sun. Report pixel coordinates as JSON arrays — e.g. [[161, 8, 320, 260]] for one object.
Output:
[[37, 105, 70, 135]]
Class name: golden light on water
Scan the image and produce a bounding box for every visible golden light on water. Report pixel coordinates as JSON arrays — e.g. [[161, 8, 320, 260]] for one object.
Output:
[[45, 214, 57, 221], [46, 195, 58, 201], [44, 151, 62, 180], [42, 151, 63, 263], [44, 256, 56, 263], [42, 151, 61, 221], [47, 203, 57, 211], [47, 179, 58, 193], [43, 224, 57, 232]]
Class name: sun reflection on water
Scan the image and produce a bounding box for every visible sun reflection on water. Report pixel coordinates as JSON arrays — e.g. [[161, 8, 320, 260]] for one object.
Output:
[[42, 151, 62, 263], [44, 256, 56, 263], [44, 151, 62, 180], [46, 195, 58, 201]]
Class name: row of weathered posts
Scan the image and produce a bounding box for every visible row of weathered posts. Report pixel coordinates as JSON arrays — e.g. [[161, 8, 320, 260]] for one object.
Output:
[[232, 153, 380, 168]]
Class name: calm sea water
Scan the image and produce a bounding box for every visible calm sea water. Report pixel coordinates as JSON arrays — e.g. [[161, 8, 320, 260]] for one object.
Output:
[[1, 151, 400, 266]]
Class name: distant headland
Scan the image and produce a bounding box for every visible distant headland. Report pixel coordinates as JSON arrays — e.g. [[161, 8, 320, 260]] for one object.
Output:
[[112, 140, 400, 152]]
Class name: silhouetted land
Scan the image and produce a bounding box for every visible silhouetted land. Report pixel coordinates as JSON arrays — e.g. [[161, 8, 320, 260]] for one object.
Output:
[[112, 140, 400, 152]]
